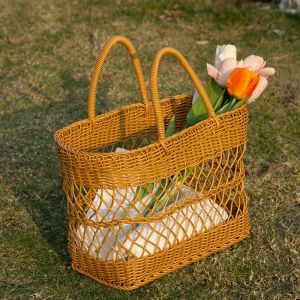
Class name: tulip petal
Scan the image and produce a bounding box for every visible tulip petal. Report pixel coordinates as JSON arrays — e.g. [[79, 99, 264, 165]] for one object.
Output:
[[215, 58, 238, 87], [257, 67, 276, 77], [244, 76, 260, 98], [216, 70, 233, 87], [236, 59, 244, 68], [219, 58, 238, 74], [244, 55, 265, 71], [227, 68, 259, 100], [215, 44, 236, 67], [207, 63, 220, 80], [247, 76, 268, 103]]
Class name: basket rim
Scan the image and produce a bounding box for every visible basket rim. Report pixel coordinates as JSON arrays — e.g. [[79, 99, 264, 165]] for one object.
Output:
[[54, 95, 248, 159]]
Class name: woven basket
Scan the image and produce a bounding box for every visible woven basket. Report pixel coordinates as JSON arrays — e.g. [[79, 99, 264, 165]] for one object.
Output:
[[54, 36, 250, 290]]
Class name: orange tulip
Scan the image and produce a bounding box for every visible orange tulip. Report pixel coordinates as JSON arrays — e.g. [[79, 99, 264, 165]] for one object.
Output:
[[227, 68, 260, 100]]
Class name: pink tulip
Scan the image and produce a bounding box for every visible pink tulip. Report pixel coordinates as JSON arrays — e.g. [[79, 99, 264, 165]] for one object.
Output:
[[243, 55, 275, 77], [247, 76, 268, 103], [243, 55, 265, 71], [241, 55, 275, 103]]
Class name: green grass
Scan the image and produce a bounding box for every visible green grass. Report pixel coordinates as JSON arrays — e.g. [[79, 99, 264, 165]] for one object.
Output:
[[1, 0, 299, 299]]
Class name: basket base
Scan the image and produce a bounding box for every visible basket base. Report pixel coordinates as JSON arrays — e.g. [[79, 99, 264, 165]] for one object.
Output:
[[70, 212, 250, 290]]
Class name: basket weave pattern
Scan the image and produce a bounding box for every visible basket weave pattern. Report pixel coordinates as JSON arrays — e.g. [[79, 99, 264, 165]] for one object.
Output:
[[55, 36, 250, 290]]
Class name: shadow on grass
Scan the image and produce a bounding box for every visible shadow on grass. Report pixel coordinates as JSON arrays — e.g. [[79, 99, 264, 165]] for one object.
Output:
[[1, 70, 113, 265]]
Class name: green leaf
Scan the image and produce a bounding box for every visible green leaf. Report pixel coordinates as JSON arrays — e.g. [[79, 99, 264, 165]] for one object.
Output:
[[185, 97, 208, 128], [185, 79, 224, 129], [216, 101, 233, 115], [206, 78, 224, 107], [165, 114, 177, 137], [213, 89, 226, 111]]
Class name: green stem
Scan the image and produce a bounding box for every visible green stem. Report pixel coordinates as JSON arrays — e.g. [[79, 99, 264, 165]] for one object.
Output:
[[140, 168, 190, 219], [229, 98, 237, 110]]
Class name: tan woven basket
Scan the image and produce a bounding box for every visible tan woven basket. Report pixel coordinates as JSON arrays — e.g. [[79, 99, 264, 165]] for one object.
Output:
[[54, 36, 250, 290]]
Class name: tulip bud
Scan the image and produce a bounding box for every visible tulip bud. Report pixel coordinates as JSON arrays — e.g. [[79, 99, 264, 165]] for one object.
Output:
[[215, 45, 237, 68]]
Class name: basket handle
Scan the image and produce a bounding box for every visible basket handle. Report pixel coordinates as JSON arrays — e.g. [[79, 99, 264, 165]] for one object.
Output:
[[150, 47, 216, 141], [88, 36, 148, 120]]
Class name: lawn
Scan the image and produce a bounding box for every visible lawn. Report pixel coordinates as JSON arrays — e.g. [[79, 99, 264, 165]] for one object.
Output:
[[0, 0, 299, 299]]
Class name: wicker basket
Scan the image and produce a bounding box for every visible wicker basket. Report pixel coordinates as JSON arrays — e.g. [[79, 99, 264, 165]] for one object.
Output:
[[54, 36, 250, 290]]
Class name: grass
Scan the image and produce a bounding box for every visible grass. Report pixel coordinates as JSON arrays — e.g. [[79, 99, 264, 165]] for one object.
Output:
[[0, 0, 299, 299]]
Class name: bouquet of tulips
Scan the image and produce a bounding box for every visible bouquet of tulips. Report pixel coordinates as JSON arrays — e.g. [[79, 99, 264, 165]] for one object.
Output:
[[171, 44, 276, 134]]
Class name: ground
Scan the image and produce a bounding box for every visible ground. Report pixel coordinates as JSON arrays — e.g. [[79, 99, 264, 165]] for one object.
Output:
[[0, 0, 299, 299]]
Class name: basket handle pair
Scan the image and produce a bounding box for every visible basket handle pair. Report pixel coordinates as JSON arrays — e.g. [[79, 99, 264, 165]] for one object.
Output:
[[88, 36, 216, 141]]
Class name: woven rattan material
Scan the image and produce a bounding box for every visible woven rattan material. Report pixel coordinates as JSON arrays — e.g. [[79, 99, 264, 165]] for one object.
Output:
[[54, 36, 250, 290], [71, 212, 250, 290]]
